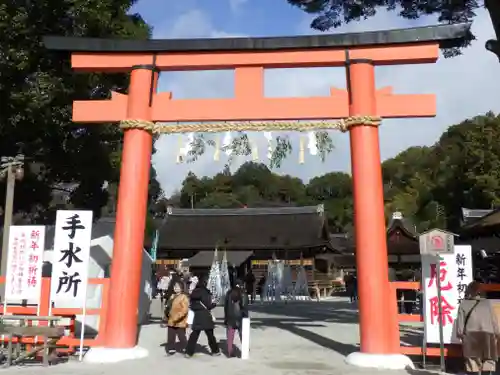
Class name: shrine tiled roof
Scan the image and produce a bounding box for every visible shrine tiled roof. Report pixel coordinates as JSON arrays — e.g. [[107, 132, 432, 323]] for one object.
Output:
[[156, 205, 331, 251], [460, 207, 500, 238], [461, 207, 494, 225], [386, 213, 418, 240]]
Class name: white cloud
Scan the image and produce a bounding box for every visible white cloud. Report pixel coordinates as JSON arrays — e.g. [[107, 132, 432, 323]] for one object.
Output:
[[228, 0, 248, 13], [152, 7, 500, 196]]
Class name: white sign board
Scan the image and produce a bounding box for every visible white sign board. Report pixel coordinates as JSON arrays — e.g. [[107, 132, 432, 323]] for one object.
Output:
[[5, 226, 45, 301], [50, 210, 93, 303], [421, 245, 473, 343]]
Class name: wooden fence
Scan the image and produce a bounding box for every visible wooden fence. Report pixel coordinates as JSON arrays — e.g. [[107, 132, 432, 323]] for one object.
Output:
[[0, 276, 109, 349]]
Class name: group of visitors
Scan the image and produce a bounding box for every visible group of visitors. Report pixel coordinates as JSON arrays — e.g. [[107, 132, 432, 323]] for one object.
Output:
[[162, 270, 249, 358], [156, 269, 198, 303]]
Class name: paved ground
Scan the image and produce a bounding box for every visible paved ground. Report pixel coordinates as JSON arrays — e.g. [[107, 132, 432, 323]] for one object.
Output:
[[5, 297, 436, 375]]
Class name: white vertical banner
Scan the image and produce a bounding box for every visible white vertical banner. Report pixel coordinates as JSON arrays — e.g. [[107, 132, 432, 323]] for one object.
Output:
[[50, 210, 92, 361], [451, 245, 474, 342], [50, 210, 93, 303], [454, 245, 474, 305], [5, 226, 45, 302], [421, 245, 473, 344]]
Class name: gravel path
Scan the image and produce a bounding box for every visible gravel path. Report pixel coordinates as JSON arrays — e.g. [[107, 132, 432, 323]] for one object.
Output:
[[4, 298, 431, 375]]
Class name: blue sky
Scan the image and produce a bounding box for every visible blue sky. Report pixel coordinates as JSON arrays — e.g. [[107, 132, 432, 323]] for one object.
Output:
[[130, 1, 499, 196], [133, 0, 309, 38]]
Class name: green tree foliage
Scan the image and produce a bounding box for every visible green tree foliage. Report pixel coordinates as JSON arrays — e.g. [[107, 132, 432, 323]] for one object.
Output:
[[382, 112, 500, 232], [163, 161, 353, 231], [287, 0, 487, 54], [288, 0, 482, 30], [0, 0, 162, 222], [165, 113, 500, 235], [306, 172, 353, 232]]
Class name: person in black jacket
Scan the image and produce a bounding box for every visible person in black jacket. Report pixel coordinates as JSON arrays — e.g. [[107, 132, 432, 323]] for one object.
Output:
[[224, 280, 249, 357], [185, 278, 220, 357], [244, 270, 256, 304]]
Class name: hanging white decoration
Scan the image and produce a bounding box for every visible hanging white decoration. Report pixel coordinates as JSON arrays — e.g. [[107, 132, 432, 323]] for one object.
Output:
[[294, 265, 310, 301], [177, 132, 195, 163], [263, 260, 275, 302], [263, 259, 285, 303], [263, 131, 273, 159], [185, 132, 195, 155], [307, 131, 318, 156], [299, 136, 305, 164], [176, 135, 184, 163], [251, 139, 259, 161], [275, 260, 284, 302], [207, 247, 223, 303], [214, 135, 221, 161], [282, 263, 294, 301], [223, 131, 233, 156], [220, 250, 231, 297]]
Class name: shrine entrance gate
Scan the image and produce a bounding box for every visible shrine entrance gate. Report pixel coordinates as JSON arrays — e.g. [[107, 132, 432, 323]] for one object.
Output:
[[44, 23, 469, 367]]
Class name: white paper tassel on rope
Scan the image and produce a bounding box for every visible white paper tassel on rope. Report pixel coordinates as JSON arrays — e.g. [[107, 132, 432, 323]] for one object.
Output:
[[178, 133, 194, 163], [185, 132, 194, 156], [214, 135, 220, 161], [251, 140, 259, 161], [223, 132, 232, 156], [176, 136, 184, 164], [307, 131, 318, 156], [299, 135, 305, 164], [263, 132, 273, 159]]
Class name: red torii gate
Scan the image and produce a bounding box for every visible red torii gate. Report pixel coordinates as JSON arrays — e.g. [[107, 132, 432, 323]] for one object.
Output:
[[44, 23, 468, 367]]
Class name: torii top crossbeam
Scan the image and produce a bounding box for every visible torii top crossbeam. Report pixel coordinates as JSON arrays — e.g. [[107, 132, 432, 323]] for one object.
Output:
[[44, 23, 470, 124]]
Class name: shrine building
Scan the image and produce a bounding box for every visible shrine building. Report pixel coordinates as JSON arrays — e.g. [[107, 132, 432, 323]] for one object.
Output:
[[151, 205, 337, 287]]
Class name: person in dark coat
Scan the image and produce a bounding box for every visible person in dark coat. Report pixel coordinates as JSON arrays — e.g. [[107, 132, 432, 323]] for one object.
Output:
[[344, 272, 357, 303], [185, 278, 220, 357], [224, 280, 249, 357], [244, 270, 256, 304]]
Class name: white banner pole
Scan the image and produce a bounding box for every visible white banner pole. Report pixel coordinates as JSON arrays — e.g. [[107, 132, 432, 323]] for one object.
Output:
[[78, 284, 88, 362], [2, 299, 7, 345], [241, 317, 250, 360]]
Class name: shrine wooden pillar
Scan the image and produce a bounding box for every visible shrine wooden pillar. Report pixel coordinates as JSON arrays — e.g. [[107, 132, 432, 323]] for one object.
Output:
[[103, 65, 158, 348]]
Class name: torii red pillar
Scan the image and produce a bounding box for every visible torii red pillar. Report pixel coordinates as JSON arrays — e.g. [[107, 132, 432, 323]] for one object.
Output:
[[103, 65, 158, 348], [347, 60, 401, 358]]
